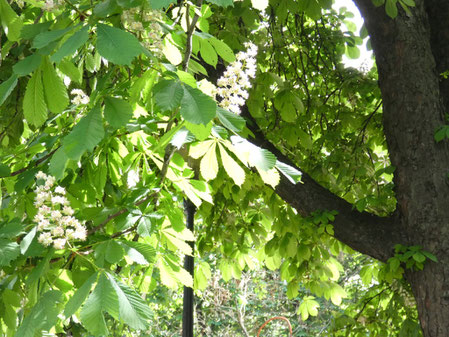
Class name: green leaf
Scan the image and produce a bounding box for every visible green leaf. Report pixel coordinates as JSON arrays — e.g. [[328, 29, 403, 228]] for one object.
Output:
[[14, 291, 63, 337], [0, 239, 20, 266], [33, 26, 74, 49], [219, 143, 245, 186], [42, 58, 69, 114], [185, 121, 212, 141], [412, 252, 426, 263], [0, 74, 18, 105], [137, 216, 154, 237], [63, 107, 105, 160], [329, 283, 347, 305], [434, 125, 449, 142], [51, 25, 90, 63], [48, 147, 69, 180], [275, 160, 302, 184], [153, 79, 184, 111], [58, 59, 82, 84], [422, 250, 438, 262], [96, 23, 143, 65], [94, 0, 120, 17], [0, 0, 23, 41], [180, 85, 217, 125], [120, 241, 156, 265], [23, 69, 48, 127], [80, 273, 119, 336], [205, 0, 233, 7], [20, 227, 37, 254], [3, 289, 21, 307], [0, 162, 10, 177], [107, 274, 153, 330], [105, 240, 125, 264], [170, 128, 195, 149], [194, 261, 211, 291], [346, 45, 360, 59], [400, 0, 415, 6], [0, 219, 23, 238], [217, 107, 245, 132], [26, 249, 54, 285], [250, 148, 276, 171], [200, 39, 218, 67], [209, 38, 235, 63], [385, 0, 398, 18], [64, 272, 98, 318], [21, 22, 52, 40], [298, 296, 319, 321], [149, 0, 176, 9], [104, 97, 133, 129], [13, 54, 42, 76]]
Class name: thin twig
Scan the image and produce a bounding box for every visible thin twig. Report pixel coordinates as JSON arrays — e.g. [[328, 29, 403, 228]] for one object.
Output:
[[10, 148, 58, 177], [181, 0, 204, 71]]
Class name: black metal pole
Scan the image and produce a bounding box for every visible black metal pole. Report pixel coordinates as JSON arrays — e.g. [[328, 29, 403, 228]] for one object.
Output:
[[182, 198, 196, 337]]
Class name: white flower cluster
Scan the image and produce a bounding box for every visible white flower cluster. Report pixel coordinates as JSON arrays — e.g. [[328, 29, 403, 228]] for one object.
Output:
[[17, 0, 25, 8], [42, 0, 60, 11], [121, 8, 164, 57], [70, 89, 89, 105], [216, 43, 258, 114], [33, 171, 87, 250]]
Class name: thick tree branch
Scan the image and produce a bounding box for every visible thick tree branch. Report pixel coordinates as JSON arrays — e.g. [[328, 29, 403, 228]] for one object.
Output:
[[241, 106, 404, 262]]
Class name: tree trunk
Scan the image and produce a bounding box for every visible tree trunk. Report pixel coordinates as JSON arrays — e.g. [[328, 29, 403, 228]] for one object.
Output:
[[241, 0, 449, 335], [407, 262, 449, 336]]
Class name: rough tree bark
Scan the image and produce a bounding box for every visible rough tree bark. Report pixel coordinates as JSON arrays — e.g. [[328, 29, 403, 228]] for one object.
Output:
[[240, 0, 449, 335]]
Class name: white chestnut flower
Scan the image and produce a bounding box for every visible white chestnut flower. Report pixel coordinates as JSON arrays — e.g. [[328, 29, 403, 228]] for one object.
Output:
[[53, 238, 67, 250], [54, 186, 66, 195], [216, 43, 258, 114], [71, 89, 90, 105], [51, 226, 65, 237], [38, 232, 52, 247], [35, 171, 47, 180]]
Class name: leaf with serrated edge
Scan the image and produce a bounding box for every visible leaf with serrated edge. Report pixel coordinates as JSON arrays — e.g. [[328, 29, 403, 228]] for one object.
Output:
[[0, 240, 20, 266], [96, 24, 143, 65], [0, 74, 18, 105], [23, 69, 47, 127], [209, 38, 235, 63], [51, 25, 89, 63], [276, 160, 302, 184], [63, 107, 105, 160], [200, 142, 218, 181], [189, 140, 214, 159], [257, 167, 280, 188], [157, 259, 178, 288], [107, 274, 152, 330], [13, 54, 42, 76], [104, 97, 133, 129], [64, 272, 98, 318], [180, 85, 216, 125], [217, 107, 245, 132], [153, 79, 184, 111], [80, 273, 119, 335], [42, 58, 69, 114], [218, 143, 245, 186]]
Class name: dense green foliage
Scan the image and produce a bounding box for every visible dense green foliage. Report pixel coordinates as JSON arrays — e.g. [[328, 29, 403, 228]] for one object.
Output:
[[0, 0, 424, 335]]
